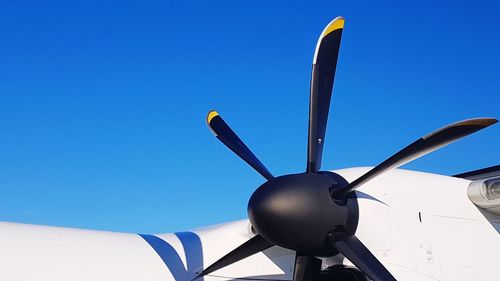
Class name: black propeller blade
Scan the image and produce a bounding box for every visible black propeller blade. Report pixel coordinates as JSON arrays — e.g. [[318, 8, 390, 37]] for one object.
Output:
[[207, 110, 274, 180], [192, 234, 273, 280], [333, 117, 498, 198], [307, 17, 344, 173], [292, 253, 322, 281], [202, 15, 498, 281], [329, 233, 396, 281]]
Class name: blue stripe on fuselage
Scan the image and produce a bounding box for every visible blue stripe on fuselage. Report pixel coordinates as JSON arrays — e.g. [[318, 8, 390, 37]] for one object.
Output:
[[140, 232, 204, 281]]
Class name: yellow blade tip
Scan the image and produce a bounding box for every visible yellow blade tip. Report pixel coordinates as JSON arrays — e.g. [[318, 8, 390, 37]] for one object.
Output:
[[320, 16, 345, 39], [207, 110, 219, 124]]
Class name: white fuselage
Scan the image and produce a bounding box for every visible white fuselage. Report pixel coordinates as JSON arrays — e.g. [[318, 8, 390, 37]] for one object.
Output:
[[0, 167, 498, 281]]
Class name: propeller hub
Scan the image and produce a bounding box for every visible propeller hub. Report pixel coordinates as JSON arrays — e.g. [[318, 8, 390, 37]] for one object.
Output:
[[248, 172, 358, 256]]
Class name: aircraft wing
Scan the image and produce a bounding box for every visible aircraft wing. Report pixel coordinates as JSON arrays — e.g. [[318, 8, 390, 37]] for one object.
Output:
[[454, 164, 500, 180]]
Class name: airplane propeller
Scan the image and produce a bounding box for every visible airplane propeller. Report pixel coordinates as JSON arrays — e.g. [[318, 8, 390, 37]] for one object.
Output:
[[195, 16, 498, 281], [206, 110, 274, 181]]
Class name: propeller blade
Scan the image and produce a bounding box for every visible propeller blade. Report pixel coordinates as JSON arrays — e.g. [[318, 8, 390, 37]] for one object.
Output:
[[331, 234, 396, 281], [192, 234, 273, 280], [292, 253, 322, 281], [307, 17, 345, 173], [207, 110, 274, 180], [333, 117, 498, 197]]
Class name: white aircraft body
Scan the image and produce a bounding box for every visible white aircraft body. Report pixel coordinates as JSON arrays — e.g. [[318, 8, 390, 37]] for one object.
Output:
[[1, 17, 498, 281], [1, 168, 499, 281]]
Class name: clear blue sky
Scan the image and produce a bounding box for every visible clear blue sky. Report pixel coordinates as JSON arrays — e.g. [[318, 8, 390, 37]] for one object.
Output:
[[0, 0, 499, 233]]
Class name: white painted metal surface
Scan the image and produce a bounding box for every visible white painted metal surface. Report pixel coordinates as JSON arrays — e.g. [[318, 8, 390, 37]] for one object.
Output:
[[0, 168, 498, 280]]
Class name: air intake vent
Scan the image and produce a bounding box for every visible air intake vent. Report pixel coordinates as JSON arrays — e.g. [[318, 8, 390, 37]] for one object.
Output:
[[482, 179, 500, 201], [468, 177, 500, 215]]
